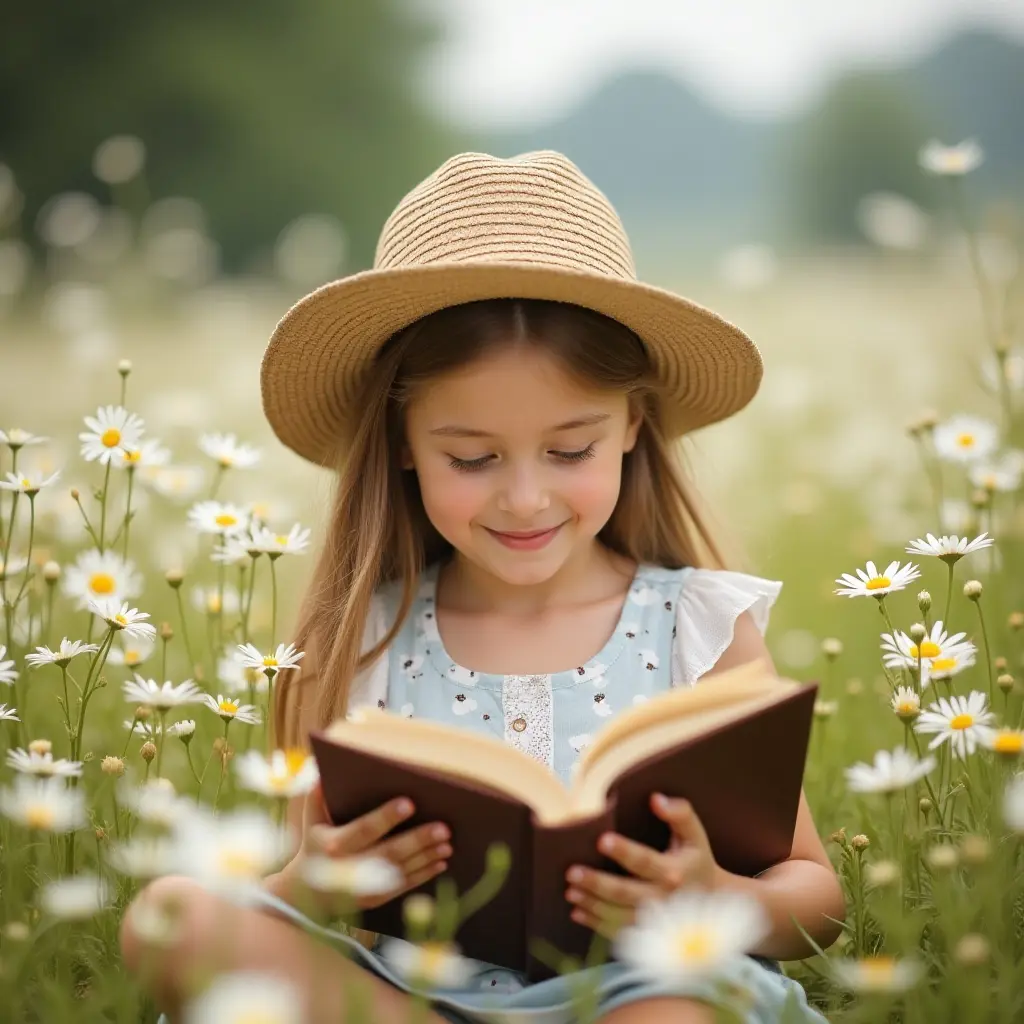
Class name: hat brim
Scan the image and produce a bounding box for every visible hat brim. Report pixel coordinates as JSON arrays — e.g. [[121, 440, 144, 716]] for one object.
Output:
[[261, 261, 762, 466]]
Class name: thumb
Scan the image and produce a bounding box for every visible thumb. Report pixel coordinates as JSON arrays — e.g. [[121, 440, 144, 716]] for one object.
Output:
[[652, 794, 708, 847]]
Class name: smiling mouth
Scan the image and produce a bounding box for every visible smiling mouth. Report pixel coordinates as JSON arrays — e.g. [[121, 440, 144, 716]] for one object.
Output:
[[484, 523, 566, 549]]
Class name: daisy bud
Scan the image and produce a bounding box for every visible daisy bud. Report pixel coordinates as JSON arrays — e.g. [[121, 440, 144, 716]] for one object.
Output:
[[101, 755, 125, 776], [959, 835, 991, 865], [909, 622, 927, 643], [964, 580, 983, 601], [813, 700, 838, 719], [1009, 611, 1024, 631], [906, 409, 939, 436], [917, 590, 932, 613], [118, 359, 132, 376], [970, 489, 990, 509], [212, 737, 227, 754], [135, 706, 152, 722], [95, 827, 107, 841], [164, 569, 184, 590], [28, 739, 52, 756], [919, 797, 933, 817], [402, 894, 436, 932], [140, 741, 157, 764], [926, 844, 958, 871], [995, 656, 1008, 672], [159, 623, 174, 642], [42, 561, 61, 584], [850, 834, 870, 850], [821, 638, 843, 660], [70, 488, 80, 501], [954, 933, 990, 967], [865, 860, 900, 888], [998, 673, 1014, 693], [829, 828, 847, 847]]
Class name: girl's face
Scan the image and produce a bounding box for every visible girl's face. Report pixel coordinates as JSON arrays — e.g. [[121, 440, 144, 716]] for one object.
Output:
[[403, 344, 641, 587]]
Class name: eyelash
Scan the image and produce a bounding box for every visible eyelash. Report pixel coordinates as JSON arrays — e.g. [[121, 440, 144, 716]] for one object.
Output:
[[448, 443, 597, 473]]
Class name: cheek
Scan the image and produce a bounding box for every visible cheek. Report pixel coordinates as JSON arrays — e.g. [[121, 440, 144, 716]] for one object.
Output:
[[416, 466, 487, 529], [564, 459, 624, 520]]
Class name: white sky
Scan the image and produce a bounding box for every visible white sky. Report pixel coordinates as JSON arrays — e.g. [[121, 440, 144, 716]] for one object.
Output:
[[415, 0, 1024, 127]]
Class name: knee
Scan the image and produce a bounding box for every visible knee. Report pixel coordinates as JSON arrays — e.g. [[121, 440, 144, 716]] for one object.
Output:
[[120, 875, 212, 979]]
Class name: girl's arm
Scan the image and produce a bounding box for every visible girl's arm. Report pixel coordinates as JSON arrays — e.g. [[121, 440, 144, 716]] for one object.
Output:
[[703, 610, 846, 959]]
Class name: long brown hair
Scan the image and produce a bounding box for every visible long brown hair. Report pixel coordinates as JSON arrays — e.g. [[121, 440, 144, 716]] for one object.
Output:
[[277, 298, 739, 746]]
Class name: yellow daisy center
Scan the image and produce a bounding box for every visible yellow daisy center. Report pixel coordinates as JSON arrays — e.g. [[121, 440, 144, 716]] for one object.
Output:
[[206, 595, 222, 614], [122, 449, 142, 464], [417, 942, 453, 978], [918, 641, 941, 658], [674, 927, 716, 965], [218, 699, 240, 715], [114, 614, 128, 626], [284, 748, 308, 776], [897, 700, 917, 715], [957, 433, 976, 449], [89, 573, 116, 595], [20, 477, 32, 488], [214, 514, 238, 528], [217, 849, 261, 879], [950, 713, 974, 730], [993, 731, 1023, 754], [275, 535, 289, 546], [931, 657, 957, 673], [217, 455, 233, 468], [100, 427, 121, 448], [866, 576, 891, 591], [981, 474, 997, 489], [244, 668, 262, 685], [26, 805, 55, 830], [860, 956, 896, 983], [124, 650, 141, 666], [262, 656, 278, 667]]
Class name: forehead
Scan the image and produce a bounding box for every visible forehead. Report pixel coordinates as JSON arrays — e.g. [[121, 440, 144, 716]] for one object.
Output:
[[405, 346, 627, 435]]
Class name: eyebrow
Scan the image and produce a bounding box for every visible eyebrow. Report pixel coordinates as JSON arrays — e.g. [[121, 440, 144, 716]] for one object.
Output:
[[428, 412, 611, 438]]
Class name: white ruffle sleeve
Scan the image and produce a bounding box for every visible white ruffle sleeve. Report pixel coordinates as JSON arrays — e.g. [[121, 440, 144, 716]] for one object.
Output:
[[670, 568, 783, 687], [348, 593, 390, 711]]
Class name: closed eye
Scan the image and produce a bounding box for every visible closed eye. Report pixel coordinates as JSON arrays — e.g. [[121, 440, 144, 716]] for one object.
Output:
[[447, 444, 596, 473]]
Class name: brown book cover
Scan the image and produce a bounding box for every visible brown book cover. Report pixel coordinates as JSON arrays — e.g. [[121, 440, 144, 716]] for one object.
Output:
[[309, 680, 817, 980]]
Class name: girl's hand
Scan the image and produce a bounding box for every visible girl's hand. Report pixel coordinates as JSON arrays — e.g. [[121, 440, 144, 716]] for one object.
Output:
[[564, 793, 719, 938], [291, 782, 452, 915]]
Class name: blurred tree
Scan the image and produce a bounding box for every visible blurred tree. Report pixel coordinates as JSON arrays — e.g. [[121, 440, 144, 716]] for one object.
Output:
[[782, 72, 940, 243], [0, 0, 464, 270]]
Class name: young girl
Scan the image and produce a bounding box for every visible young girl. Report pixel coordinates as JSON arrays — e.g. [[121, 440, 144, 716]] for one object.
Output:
[[122, 151, 844, 1023]]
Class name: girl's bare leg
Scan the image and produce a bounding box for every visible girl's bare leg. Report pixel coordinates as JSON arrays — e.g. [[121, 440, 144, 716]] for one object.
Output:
[[598, 998, 716, 1023], [120, 876, 453, 1023]]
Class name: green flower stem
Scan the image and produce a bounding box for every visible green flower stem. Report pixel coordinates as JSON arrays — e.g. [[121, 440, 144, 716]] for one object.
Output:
[[909, 728, 944, 832], [70, 490, 101, 549], [121, 714, 139, 759], [213, 719, 231, 810], [269, 555, 279, 649], [97, 460, 112, 553], [59, 665, 73, 736], [154, 709, 168, 778], [242, 554, 259, 644], [972, 598, 995, 702], [0, 482, 20, 622], [943, 561, 955, 627], [216, 561, 226, 653], [185, 739, 202, 789], [10, 496, 36, 613], [173, 587, 197, 672], [121, 467, 135, 559], [209, 464, 226, 500], [264, 673, 276, 754], [877, 597, 911, 690]]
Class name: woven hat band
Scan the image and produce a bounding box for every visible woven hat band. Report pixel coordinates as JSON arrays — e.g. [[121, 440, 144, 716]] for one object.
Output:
[[373, 151, 637, 280]]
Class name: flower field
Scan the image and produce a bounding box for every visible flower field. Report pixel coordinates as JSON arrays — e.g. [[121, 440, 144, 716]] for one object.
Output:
[[1, 141, 1023, 1022]]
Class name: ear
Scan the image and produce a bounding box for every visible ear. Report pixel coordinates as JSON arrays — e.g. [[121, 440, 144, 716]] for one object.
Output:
[[623, 404, 643, 454]]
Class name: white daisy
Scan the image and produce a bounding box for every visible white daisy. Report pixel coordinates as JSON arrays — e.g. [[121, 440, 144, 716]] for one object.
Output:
[[63, 549, 142, 609], [201, 693, 262, 725], [835, 560, 920, 599], [39, 874, 111, 920], [1003, 775, 1024, 832], [234, 749, 319, 798], [0, 704, 19, 721], [216, 650, 268, 695], [171, 805, 293, 896], [0, 469, 60, 495], [235, 642, 305, 679], [141, 464, 205, 502], [299, 854, 401, 896], [984, 728, 1024, 758], [0, 645, 18, 685], [106, 635, 156, 668], [0, 428, 47, 450], [890, 687, 921, 721], [845, 747, 936, 794], [880, 621, 976, 686], [0, 554, 28, 581], [187, 500, 250, 536], [915, 691, 996, 759], [0, 776, 86, 832], [88, 598, 157, 640], [919, 139, 983, 177], [181, 971, 300, 1024], [905, 533, 993, 564], [244, 523, 312, 558], [118, 779, 193, 829], [166, 719, 196, 739], [969, 452, 1023, 493], [932, 415, 998, 464], [613, 890, 770, 985], [24, 637, 100, 669], [198, 433, 261, 470], [123, 675, 204, 710], [124, 718, 163, 738], [6, 748, 83, 778], [79, 405, 145, 465], [107, 835, 177, 879], [116, 437, 171, 472], [378, 938, 474, 989], [210, 533, 252, 566], [831, 955, 923, 993], [190, 586, 241, 617]]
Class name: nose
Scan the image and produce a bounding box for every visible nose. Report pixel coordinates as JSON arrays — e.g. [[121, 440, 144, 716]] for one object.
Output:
[[496, 463, 551, 519]]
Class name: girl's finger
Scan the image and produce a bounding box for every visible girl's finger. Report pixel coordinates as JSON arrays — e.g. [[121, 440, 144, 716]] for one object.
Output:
[[566, 867, 659, 909], [570, 905, 624, 940], [597, 832, 673, 885], [395, 859, 448, 897], [399, 841, 452, 878], [566, 887, 634, 929], [373, 821, 450, 865]]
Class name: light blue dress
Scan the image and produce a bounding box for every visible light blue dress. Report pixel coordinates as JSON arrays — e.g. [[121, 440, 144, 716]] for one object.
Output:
[[247, 563, 829, 1023]]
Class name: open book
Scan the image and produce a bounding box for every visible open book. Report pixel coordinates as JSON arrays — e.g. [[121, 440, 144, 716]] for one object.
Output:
[[309, 659, 817, 979]]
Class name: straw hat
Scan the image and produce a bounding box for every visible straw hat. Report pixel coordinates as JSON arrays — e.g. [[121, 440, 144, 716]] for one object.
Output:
[[261, 150, 762, 466]]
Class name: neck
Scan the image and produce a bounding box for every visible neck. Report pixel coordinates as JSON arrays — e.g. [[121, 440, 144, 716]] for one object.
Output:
[[439, 543, 635, 616]]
